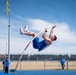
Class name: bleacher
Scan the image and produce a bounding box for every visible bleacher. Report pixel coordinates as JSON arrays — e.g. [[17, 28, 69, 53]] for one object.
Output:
[[0, 54, 76, 61]]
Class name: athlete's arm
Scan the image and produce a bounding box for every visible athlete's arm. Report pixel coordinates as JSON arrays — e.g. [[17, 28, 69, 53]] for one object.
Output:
[[42, 28, 48, 40], [51, 25, 56, 33], [42, 28, 52, 44], [49, 25, 56, 37]]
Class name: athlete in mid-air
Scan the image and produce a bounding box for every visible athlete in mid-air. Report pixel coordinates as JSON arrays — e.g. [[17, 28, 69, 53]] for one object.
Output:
[[20, 25, 57, 51]]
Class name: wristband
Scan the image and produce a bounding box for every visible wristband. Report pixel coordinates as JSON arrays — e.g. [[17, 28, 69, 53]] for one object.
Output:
[[45, 30, 47, 32]]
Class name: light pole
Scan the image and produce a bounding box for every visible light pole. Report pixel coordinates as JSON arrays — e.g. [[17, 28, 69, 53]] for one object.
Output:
[[8, 11, 10, 74], [5, 43, 7, 58]]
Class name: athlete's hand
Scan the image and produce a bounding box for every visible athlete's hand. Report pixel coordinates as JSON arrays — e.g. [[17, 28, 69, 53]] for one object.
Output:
[[52, 25, 56, 29]]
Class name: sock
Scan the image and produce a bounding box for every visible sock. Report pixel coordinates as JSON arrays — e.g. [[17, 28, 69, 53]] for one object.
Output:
[[20, 27, 26, 34], [24, 25, 30, 32]]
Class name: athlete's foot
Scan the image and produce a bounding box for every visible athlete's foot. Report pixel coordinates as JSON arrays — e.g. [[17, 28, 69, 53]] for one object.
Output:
[[24, 25, 29, 32], [20, 27, 24, 34]]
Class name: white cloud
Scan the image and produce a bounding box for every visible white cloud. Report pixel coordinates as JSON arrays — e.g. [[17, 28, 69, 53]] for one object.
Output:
[[0, 17, 76, 55], [28, 19, 76, 43], [28, 18, 53, 31], [53, 23, 76, 43]]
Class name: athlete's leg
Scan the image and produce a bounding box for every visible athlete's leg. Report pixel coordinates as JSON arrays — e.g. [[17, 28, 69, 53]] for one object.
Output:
[[23, 25, 29, 32], [20, 26, 37, 37]]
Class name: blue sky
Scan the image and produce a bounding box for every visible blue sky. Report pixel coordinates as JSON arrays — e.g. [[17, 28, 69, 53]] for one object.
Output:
[[0, 0, 76, 55]]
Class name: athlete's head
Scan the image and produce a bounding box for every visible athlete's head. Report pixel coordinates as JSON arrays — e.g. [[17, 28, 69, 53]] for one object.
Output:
[[50, 35, 57, 41]]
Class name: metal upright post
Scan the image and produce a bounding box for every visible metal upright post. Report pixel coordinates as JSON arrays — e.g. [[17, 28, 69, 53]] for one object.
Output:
[[4, 0, 11, 74], [8, 11, 10, 74], [5, 43, 7, 58]]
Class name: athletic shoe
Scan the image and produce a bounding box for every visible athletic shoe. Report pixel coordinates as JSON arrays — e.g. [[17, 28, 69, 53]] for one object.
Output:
[[24, 25, 29, 32], [20, 27, 25, 34]]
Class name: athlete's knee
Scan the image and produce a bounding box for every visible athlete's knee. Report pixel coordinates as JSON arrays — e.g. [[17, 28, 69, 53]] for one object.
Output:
[[33, 33, 39, 37]]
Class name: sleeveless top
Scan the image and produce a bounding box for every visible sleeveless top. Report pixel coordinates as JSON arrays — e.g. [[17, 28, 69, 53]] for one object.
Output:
[[33, 37, 47, 51]]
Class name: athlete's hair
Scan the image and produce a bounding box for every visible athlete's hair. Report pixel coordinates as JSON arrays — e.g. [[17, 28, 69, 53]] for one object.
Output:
[[54, 35, 57, 41]]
